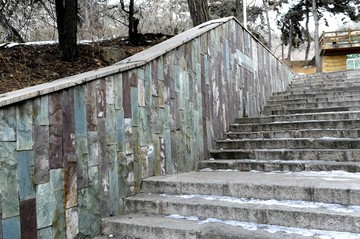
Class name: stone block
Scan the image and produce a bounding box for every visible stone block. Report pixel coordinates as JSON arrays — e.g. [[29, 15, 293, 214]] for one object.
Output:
[[96, 79, 106, 118], [74, 85, 87, 137], [64, 153, 77, 209], [50, 169, 65, 239], [0, 142, 19, 219], [37, 227, 53, 239], [49, 125, 63, 169], [108, 145, 120, 215], [114, 74, 123, 110], [16, 101, 33, 150], [116, 109, 125, 152], [87, 131, 100, 167], [33, 96, 49, 126], [20, 198, 36, 239], [0, 106, 16, 141], [122, 72, 131, 118], [76, 137, 89, 189], [65, 207, 79, 239], [131, 87, 139, 127], [36, 183, 52, 229], [2, 216, 20, 239], [18, 151, 35, 201], [86, 81, 98, 131], [34, 125, 50, 184], [106, 104, 117, 145]]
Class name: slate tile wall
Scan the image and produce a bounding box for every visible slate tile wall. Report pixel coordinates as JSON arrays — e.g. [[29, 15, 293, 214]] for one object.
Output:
[[0, 18, 293, 238]]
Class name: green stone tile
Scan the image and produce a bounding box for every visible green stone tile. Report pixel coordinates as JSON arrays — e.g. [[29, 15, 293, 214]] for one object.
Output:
[[18, 151, 35, 201], [65, 207, 79, 239], [108, 145, 120, 215], [36, 183, 52, 229], [76, 137, 89, 189], [87, 131, 100, 167], [74, 85, 87, 137], [0, 142, 19, 219], [114, 73, 123, 110], [78, 166, 100, 237], [0, 106, 16, 142], [137, 69, 146, 107], [106, 75, 115, 105], [2, 216, 20, 239], [106, 103, 117, 145], [116, 109, 125, 152], [50, 169, 65, 239], [164, 129, 173, 174], [16, 101, 33, 150], [131, 87, 139, 127], [33, 96, 49, 126], [37, 226, 53, 239], [124, 119, 133, 155]]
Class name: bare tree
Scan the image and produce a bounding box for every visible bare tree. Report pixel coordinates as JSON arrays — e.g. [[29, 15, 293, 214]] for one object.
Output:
[[55, 0, 78, 61], [312, 0, 321, 73], [187, 0, 210, 26]]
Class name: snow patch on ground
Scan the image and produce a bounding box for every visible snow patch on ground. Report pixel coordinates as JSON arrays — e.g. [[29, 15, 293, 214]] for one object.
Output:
[[167, 214, 360, 239], [160, 194, 360, 213]]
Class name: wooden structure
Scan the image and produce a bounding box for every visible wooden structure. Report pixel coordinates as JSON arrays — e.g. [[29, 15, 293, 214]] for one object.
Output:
[[320, 29, 360, 72]]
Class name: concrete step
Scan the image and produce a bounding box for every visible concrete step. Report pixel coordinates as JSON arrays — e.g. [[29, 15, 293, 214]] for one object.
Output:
[[141, 171, 360, 205], [287, 82, 360, 91], [270, 91, 360, 100], [124, 193, 360, 234], [199, 159, 360, 173], [226, 129, 360, 139], [209, 149, 360, 162], [261, 106, 360, 115], [263, 101, 360, 111], [267, 95, 360, 105], [99, 213, 360, 239], [229, 119, 360, 132], [272, 86, 360, 97], [216, 138, 360, 150], [235, 111, 360, 124]]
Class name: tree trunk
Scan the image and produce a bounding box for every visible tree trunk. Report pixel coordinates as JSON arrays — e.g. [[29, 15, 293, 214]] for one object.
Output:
[[0, 11, 25, 43], [263, 0, 271, 50], [55, 0, 78, 62], [235, 0, 243, 24], [187, 0, 210, 26], [312, 0, 321, 73], [287, 20, 293, 61], [305, 3, 311, 60]]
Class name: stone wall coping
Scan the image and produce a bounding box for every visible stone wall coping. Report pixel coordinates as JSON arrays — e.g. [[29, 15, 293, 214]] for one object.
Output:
[[0, 16, 290, 108]]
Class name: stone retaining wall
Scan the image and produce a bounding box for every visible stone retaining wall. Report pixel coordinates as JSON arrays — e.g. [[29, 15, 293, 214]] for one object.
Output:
[[0, 17, 293, 238]]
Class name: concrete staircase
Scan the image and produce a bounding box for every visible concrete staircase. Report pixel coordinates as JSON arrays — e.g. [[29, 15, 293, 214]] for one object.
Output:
[[97, 71, 360, 239]]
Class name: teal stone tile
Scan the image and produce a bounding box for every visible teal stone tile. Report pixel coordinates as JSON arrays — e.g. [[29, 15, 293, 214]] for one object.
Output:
[[37, 226, 53, 239], [108, 145, 120, 215], [76, 137, 89, 189], [124, 119, 133, 155], [78, 166, 101, 237], [16, 101, 33, 150], [106, 75, 115, 105], [74, 85, 87, 137], [0, 142, 19, 219], [138, 107, 148, 146], [116, 109, 125, 152], [2, 216, 20, 239], [18, 151, 35, 201], [158, 81, 165, 108], [0, 107, 16, 141], [157, 57, 164, 81], [33, 96, 49, 126], [144, 64, 152, 103], [34, 125, 50, 184], [131, 87, 139, 127], [87, 131, 100, 167], [137, 71, 145, 107], [117, 151, 128, 199], [174, 65, 180, 93], [36, 183, 52, 229], [65, 207, 79, 239], [50, 169, 66, 239], [114, 74, 123, 110], [140, 146, 148, 178], [106, 103, 117, 145]]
